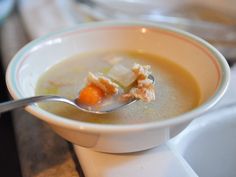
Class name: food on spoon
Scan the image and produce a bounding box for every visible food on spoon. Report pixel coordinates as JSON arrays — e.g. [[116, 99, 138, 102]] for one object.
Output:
[[77, 63, 155, 106], [120, 64, 155, 102], [132, 63, 151, 80], [122, 77, 155, 102], [108, 63, 155, 102], [108, 64, 137, 87], [87, 72, 119, 95], [77, 72, 119, 106]]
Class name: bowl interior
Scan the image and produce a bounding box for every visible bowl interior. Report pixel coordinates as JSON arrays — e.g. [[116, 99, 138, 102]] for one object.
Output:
[[7, 22, 229, 128]]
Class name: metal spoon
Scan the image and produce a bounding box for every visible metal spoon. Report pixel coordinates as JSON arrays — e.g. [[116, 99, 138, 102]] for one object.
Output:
[[0, 75, 154, 114]]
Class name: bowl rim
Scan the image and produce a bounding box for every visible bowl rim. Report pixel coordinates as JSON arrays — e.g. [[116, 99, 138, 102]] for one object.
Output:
[[6, 20, 230, 133]]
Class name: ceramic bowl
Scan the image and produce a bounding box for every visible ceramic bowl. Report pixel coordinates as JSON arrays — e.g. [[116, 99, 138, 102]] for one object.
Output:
[[6, 21, 230, 153]]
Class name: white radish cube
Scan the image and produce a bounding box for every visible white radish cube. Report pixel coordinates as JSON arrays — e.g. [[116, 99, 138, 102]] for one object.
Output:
[[108, 64, 137, 87]]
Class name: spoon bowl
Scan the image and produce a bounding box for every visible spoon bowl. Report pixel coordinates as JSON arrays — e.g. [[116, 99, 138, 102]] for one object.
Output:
[[0, 95, 131, 114]]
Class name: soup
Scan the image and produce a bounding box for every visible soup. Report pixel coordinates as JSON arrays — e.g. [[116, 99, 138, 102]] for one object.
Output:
[[35, 50, 200, 124]]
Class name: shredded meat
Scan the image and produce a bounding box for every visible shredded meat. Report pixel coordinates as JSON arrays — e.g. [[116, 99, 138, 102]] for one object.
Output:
[[87, 72, 119, 95], [132, 63, 151, 80], [121, 64, 155, 102], [129, 79, 155, 102]]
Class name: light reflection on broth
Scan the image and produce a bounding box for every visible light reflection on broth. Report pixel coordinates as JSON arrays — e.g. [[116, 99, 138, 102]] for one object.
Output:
[[35, 50, 201, 124]]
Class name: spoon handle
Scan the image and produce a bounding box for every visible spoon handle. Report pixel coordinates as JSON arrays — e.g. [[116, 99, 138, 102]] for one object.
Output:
[[0, 96, 59, 113]]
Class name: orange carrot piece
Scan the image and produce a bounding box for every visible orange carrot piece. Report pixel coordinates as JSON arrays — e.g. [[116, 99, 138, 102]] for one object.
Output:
[[77, 84, 104, 105]]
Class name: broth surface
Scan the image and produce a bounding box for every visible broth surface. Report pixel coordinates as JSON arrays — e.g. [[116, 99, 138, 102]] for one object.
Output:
[[36, 51, 200, 124]]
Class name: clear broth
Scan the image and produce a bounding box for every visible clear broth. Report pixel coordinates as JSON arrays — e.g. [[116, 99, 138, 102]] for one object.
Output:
[[36, 50, 201, 125]]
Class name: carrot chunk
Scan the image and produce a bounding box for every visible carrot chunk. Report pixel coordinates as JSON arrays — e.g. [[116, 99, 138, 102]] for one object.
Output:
[[77, 84, 104, 105]]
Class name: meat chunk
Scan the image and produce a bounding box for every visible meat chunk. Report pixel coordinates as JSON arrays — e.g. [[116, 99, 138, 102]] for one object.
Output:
[[87, 72, 119, 96], [122, 64, 155, 102], [132, 63, 151, 80], [129, 79, 155, 102]]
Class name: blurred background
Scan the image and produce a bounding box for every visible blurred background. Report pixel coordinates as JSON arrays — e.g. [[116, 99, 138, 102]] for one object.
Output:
[[0, 0, 236, 177], [16, 0, 236, 59]]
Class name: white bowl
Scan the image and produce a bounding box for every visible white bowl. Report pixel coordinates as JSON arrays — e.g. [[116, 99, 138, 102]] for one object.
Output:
[[6, 21, 230, 153]]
